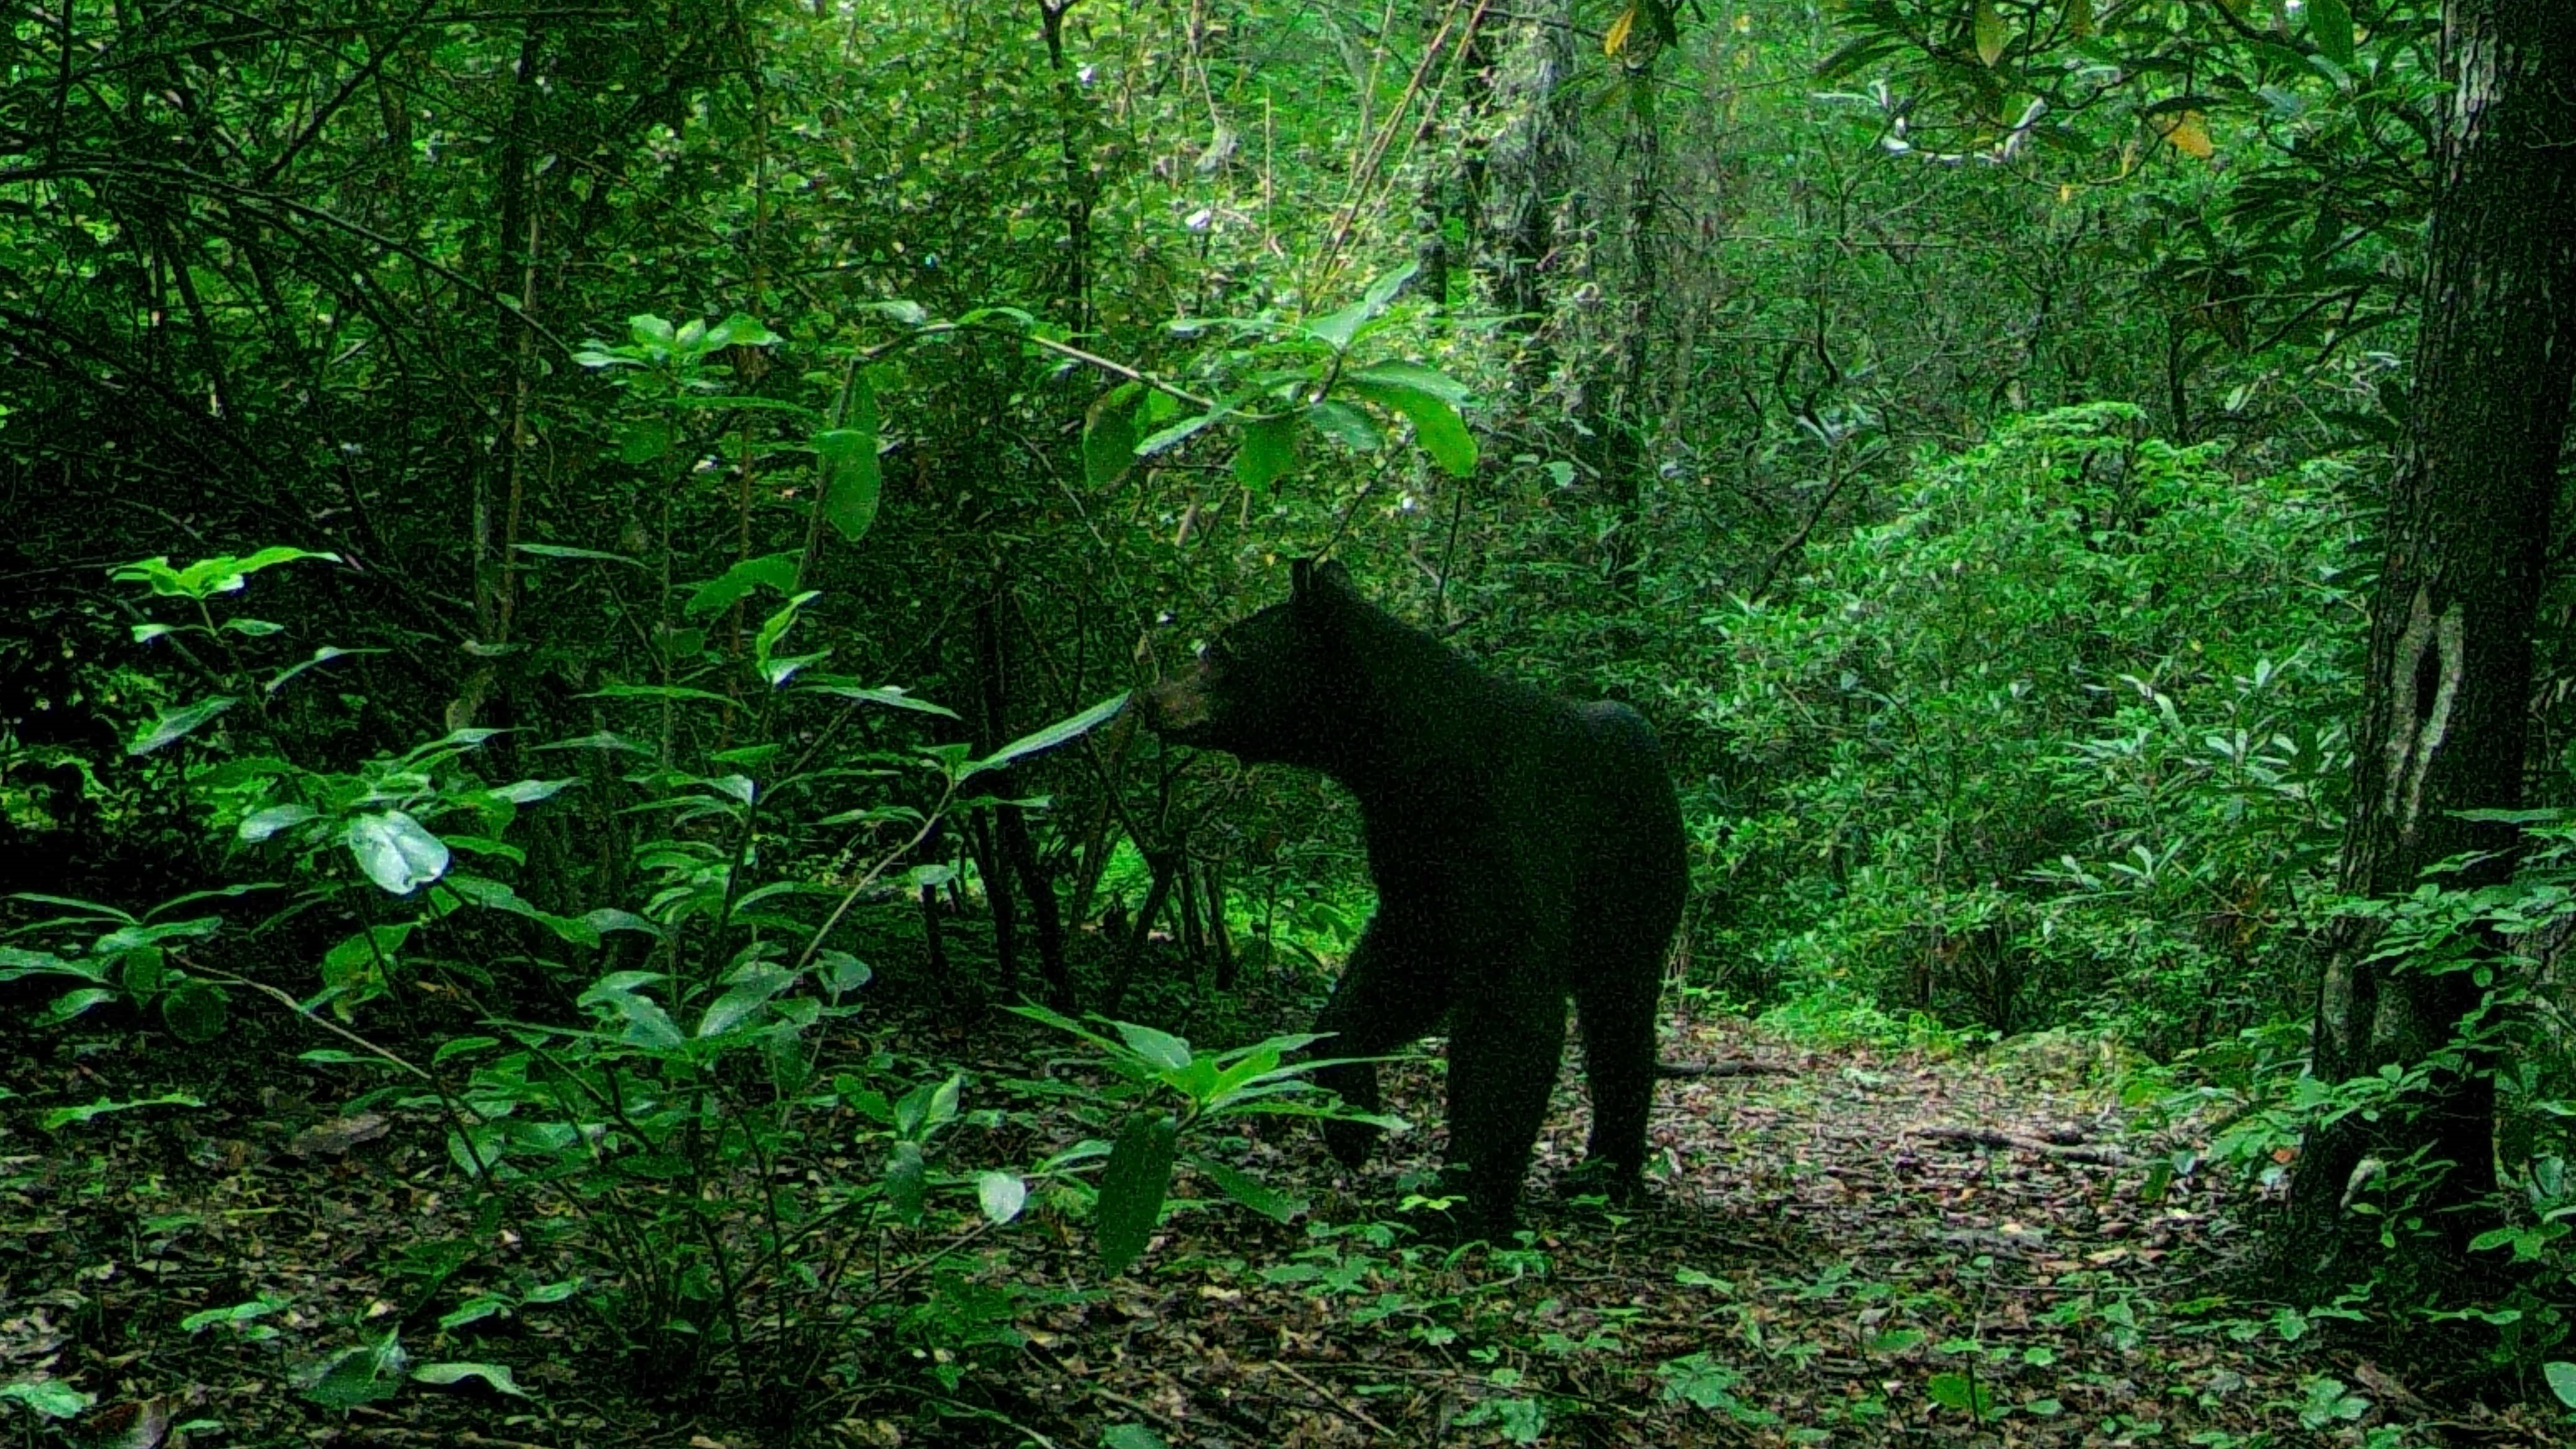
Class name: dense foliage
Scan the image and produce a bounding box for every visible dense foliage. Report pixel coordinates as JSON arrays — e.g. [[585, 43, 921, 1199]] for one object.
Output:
[[7, 0, 2576, 1440]]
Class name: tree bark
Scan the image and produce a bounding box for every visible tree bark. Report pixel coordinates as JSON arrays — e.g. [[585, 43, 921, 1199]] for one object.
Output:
[[2282, 0, 2576, 1296], [1475, 0, 1576, 380]]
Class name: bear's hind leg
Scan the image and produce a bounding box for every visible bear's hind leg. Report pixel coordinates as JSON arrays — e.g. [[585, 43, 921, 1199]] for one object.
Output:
[[1573, 966, 1658, 1201]]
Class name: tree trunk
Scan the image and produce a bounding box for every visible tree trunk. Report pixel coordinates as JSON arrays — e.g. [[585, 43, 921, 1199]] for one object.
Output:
[[1475, 0, 1576, 382], [2281, 0, 2576, 1297]]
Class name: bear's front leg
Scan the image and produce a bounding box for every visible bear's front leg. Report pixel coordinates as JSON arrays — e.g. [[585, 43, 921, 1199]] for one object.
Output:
[[1309, 920, 1448, 1169]]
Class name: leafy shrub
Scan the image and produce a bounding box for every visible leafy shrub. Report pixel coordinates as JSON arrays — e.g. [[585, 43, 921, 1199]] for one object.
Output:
[[1699, 404, 2361, 1047]]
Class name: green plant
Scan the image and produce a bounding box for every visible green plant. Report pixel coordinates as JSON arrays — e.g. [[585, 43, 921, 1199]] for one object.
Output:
[[1008, 1003, 1403, 1274]]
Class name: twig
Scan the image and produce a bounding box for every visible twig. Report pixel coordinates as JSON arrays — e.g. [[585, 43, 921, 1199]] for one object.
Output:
[[1908, 1125, 2130, 1166], [1263, 1359, 1396, 1438], [1656, 1058, 1796, 1080]]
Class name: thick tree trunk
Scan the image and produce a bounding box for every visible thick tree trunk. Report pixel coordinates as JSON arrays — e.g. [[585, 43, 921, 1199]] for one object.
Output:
[[2281, 0, 2576, 1296]]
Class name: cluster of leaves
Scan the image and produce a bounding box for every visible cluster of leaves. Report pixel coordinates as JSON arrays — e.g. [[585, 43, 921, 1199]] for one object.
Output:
[[1700, 404, 2362, 1046]]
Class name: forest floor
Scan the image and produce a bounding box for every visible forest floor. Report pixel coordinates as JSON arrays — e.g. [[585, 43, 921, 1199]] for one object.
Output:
[[4, 950, 2567, 1448]]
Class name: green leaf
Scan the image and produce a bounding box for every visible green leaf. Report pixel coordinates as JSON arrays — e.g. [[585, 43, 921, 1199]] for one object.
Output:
[[1972, 0, 2006, 67], [303, 1334, 408, 1410], [1097, 1111, 1178, 1275], [162, 980, 229, 1043], [240, 803, 318, 842], [1101, 1426, 1170, 1449], [222, 617, 285, 636], [1233, 414, 1300, 491], [128, 697, 237, 756], [2308, 0, 2354, 68], [977, 1170, 1029, 1224], [1084, 383, 1142, 488], [1306, 297, 1378, 352], [267, 646, 379, 695], [818, 368, 883, 542], [1926, 1371, 1997, 1419], [684, 552, 802, 618], [1304, 399, 1382, 453], [885, 1139, 928, 1225], [959, 692, 1131, 781], [2547, 1361, 2576, 1409], [514, 543, 644, 567], [412, 1361, 530, 1397], [40, 1093, 206, 1130], [1114, 1020, 1193, 1073], [1134, 409, 1224, 457], [1345, 360, 1473, 405], [795, 682, 961, 718], [1344, 376, 1476, 478], [345, 810, 451, 896], [1191, 1154, 1296, 1223], [0, 1379, 92, 1419]]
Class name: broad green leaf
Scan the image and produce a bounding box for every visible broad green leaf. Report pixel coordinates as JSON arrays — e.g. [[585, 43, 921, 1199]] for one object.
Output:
[[818, 368, 882, 542], [1233, 414, 1300, 492], [1972, 0, 2005, 67], [2308, 0, 2354, 68], [959, 692, 1132, 780], [698, 970, 790, 1037], [412, 1361, 530, 1397], [1306, 399, 1383, 453], [1191, 1155, 1296, 1223], [1114, 1020, 1193, 1073], [0, 1379, 91, 1419], [222, 617, 284, 636], [885, 1139, 928, 1224], [1344, 377, 1476, 478], [1097, 1111, 1178, 1275], [2546, 1360, 2576, 1408], [0, 945, 88, 983], [610, 991, 686, 1050], [1347, 360, 1473, 405], [162, 980, 229, 1042], [1084, 382, 1142, 488], [39, 988, 116, 1025], [977, 1170, 1029, 1224], [40, 1092, 206, 1130], [345, 810, 451, 896], [1306, 296, 1378, 352], [1101, 1425, 1170, 1449], [128, 697, 236, 756], [239, 803, 318, 842], [118, 945, 166, 995], [684, 552, 801, 618], [1134, 409, 1223, 457]]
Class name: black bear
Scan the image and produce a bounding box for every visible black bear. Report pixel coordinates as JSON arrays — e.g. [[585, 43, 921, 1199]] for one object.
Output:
[[1141, 558, 1687, 1233]]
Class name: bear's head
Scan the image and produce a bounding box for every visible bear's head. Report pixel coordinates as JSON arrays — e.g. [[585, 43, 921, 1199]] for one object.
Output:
[[1140, 558, 1357, 769]]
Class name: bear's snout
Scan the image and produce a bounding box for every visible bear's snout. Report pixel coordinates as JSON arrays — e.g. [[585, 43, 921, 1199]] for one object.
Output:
[[1140, 672, 1214, 737]]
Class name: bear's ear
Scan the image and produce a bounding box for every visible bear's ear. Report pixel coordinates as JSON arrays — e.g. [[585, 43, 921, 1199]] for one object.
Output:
[[1291, 556, 1354, 609]]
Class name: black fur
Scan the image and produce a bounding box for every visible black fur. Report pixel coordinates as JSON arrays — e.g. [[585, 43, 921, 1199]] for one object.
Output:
[[1142, 560, 1687, 1233]]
